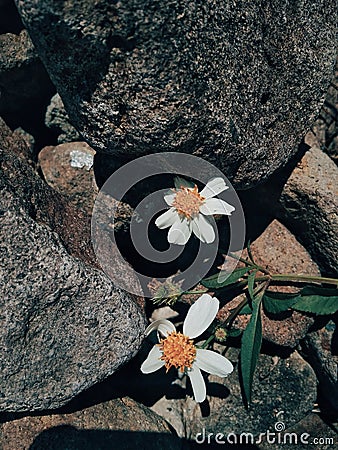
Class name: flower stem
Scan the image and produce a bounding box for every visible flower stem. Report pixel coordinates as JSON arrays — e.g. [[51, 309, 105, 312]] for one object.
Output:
[[200, 333, 216, 349], [225, 251, 270, 275], [270, 274, 338, 286], [224, 297, 248, 328], [184, 290, 208, 295]]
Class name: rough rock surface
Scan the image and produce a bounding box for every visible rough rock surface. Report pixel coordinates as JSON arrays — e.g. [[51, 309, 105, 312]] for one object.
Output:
[[239, 145, 338, 276], [148, 348, 316, 439], [39, 141, 96, 215], [305, 55, 338, 164], [258, 412, 338, 450], [0, 119, 146, 412], [15, 0, 336, 188], [217, 220, 319, 348], [299, 323, 338, 416], [0, 29, 54, 128], [0, 398, 183, 450], [45, 94, 81, 144], [276, 146, 338, 276]]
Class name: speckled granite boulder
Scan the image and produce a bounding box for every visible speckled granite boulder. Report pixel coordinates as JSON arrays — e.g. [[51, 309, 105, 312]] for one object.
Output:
[[0, 119, 146, 412], [14, 0, 336, 188]]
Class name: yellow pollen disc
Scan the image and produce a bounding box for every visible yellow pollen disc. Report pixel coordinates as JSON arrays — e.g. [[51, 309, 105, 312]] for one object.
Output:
[[159, 331, 196, 373], [172, 185, 205, 219]]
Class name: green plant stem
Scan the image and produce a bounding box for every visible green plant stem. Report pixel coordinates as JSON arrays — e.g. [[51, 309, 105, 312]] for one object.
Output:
[[226, 251, 270, 275], [184, 290, 208, 295], [224, 297, 248, 328], [200, 333, 216, 349], [270, 274, 338, 286]]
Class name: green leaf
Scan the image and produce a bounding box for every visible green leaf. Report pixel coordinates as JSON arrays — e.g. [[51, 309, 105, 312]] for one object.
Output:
[[291, 286, 338, 315], [174, 176, 195, 189], [228, 328, 242, 337], [247, 240, 255, 264], [263, 291, 299, 314], [238, 303, 253, 315], [247, 271, 256, 302], [240, 295, 263, 406], [201, 267, 251, 289]]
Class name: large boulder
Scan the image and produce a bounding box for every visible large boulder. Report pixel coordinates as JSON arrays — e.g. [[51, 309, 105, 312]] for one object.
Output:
[[14, 0, 336, 188], [0, 119, 146, 412], [0, 398, 183, 450]]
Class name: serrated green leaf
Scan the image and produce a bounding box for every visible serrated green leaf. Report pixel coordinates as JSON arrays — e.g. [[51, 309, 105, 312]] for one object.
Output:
[[174, 176, 195, 189], [240, 295, 263, 406], [292, 286, 338, 315], [263, 292, 299, 314], [301, 286, 338, 297], [201, 267, 251, 289]]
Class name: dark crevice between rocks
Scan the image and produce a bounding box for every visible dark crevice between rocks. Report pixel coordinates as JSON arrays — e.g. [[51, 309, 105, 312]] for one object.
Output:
[[0, 0, 24, 34]]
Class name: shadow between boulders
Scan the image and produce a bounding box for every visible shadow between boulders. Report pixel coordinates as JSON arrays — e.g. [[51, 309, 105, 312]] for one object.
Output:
[[28, 425, 184, 450], [28, 424, 261, 450]]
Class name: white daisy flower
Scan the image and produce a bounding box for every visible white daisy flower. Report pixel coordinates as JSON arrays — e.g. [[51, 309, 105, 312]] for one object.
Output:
[[141, 294, 234, 403], [155, 177, 235, 245]]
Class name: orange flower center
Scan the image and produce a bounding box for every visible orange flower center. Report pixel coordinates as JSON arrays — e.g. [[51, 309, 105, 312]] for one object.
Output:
[[159, 331, 196, 372], [172, 185, 205, 219]]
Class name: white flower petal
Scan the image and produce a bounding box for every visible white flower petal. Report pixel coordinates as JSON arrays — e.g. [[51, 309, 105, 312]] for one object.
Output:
[[164, 193, 176, 206], [195, 349, 234, 377], [200, 177, 228, 199], [155, 208, 178, 229], [187, 366, 206, 403], [183, 294, 219, 338], [200, 198, 235, 216], [168, 218, 192, 245], [141, 345, 165, 374], [191, 214, 215, 244], [144, 319, 176, 337]]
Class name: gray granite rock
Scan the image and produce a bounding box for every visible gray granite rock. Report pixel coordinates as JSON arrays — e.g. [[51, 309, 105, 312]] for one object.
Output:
[[276, 146, 338, 276], [15, 0, 336, 188], [45, 94, 81, 144], [0, 119, 146, 412]]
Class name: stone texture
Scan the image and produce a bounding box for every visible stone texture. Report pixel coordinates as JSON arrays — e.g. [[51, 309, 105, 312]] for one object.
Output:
[[39, 142, 97, 215], [45, 94, 81, 144], [149, 348, 316, 439], [257, 412, 338, 450], [276, 146, 338, 276], [305, 55, 338, 164], [238, 145, 338, 276], [299, 322, 338, 417], [0, 29, 54, 128], [0, 118, 146, 412], [0, 398, 183, 450], [201, 220, 318, 347], [15, 0, 336, 188]]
